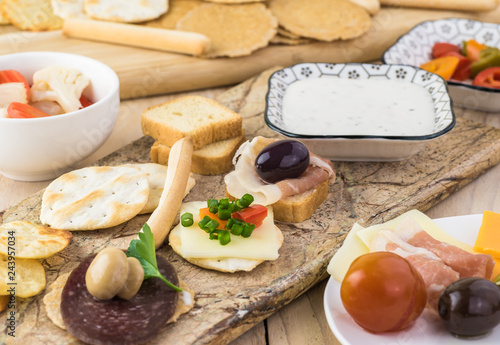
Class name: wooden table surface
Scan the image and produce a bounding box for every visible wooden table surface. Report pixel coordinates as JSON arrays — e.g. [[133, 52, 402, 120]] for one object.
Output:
[[1, 84, 499, 344]]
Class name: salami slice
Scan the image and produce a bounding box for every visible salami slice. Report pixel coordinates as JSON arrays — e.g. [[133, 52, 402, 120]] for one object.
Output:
[[61, 254, 179, 345]]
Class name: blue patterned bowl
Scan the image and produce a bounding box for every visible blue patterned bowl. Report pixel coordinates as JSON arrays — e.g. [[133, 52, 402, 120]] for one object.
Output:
[[382, 18, 500, 112], [264, 62, 455, 161]]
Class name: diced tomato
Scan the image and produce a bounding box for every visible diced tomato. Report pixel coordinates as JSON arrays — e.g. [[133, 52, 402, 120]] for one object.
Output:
[[432, 42, 461, 58], [0, 69, 30, 100], [442, 51, 472, 81], [79, 95, 93, 108], [464, 39, 487, 62], [7, 102, 51, 118], [232, 205, 268, 228], [420, 56, 460, 80], [473, 67, 500, 89], [199, 207, 227, 229]]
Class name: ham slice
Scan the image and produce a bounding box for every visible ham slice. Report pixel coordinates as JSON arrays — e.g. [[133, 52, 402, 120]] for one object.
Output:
[[371, 217, 495, 311]]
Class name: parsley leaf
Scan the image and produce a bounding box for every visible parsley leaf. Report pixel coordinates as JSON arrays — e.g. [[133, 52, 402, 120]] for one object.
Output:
[[126, 223, 182, 292]]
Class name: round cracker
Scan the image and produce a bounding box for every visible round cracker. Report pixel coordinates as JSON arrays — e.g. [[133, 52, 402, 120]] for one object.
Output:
[[43, 272, 70, 330], [121, 163, 196, 214], [144, 0, 203, 30], [40, 166, 150, 231], [2, 0, 63, 31], [268, 0, 371, 41], [84, 0, 168, 23], [51, 0, 84, 19], [0, 221, 72, 259], [169, 224, 284, 273], [175, 2, 277, 58], [0, 255, 46, 298]]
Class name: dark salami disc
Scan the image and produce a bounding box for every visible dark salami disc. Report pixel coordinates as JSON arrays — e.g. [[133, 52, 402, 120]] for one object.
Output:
[[61, 254, 179, 345]]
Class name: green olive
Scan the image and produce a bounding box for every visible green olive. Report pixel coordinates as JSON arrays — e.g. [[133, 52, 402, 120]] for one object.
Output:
[[85, 248, 129, 300], [117, 257, 145, 300]]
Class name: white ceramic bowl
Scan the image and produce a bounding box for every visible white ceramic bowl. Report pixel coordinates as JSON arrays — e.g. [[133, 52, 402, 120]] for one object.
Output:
[[0, 52, 120, 181], [382, 18, 500, 112], [264, 62, 455, 161]]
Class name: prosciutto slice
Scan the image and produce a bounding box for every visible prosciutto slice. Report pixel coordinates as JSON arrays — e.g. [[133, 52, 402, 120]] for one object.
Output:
[[371, 217, 494, 311]]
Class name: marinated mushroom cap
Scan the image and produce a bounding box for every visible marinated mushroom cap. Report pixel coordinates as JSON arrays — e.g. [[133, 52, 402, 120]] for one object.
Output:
[[85, 247, 129, 300], [117, 257, 145, 300]]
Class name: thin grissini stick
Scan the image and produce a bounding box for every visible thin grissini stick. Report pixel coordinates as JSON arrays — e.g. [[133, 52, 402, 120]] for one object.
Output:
[[62, 18, 211, 56], [380, 0, 498, 11], [147, 136, 193, 249]]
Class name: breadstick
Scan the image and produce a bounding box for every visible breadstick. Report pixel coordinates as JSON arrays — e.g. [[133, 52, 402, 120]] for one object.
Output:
[[351, 0, 381, 15], [147, 136, 193, 249], [380, 0, 498, 11], [62, 18, 210, 56]]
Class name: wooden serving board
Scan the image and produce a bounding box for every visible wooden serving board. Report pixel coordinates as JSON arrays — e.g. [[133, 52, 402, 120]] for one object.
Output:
[[2, 67, 500, 345], [1, 6, 500, 99]]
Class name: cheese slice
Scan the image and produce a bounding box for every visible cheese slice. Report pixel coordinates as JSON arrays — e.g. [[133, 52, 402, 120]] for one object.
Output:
[[356, 209, 474, 253], [474, 210, 500, 258], [327, 223, 368, 282], [178, 201, 280, 260]]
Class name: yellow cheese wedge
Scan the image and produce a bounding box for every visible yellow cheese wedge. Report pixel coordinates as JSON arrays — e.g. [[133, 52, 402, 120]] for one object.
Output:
[[356, 209, 474, 253], [473, 211, 500, 258], [327, 223, 368, 282], [491, 257, 500, 281], [177, 201, 280, 260]]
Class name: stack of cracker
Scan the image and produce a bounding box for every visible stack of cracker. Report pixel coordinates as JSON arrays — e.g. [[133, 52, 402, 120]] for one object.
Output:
[[142, 95, 245, 175]]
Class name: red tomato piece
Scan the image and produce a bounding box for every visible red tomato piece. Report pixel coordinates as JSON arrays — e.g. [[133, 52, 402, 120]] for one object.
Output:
[[340, 252, 427, 333], [232, 205, 268, 228], [442, 51, 472, 81], [432, 42, 461, 58], [79, 95, 93, 108], [0, 69, 30, 100], [7, 102, 51, 118], [473, 67, 500, 89]]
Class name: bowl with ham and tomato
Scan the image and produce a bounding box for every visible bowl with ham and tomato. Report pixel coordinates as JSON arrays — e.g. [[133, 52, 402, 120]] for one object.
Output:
[[382, 18, 500, 112], [0, 52, 119, 181]]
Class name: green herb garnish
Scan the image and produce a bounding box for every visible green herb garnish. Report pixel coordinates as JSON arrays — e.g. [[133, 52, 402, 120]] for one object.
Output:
[[126, 223, 182, 292], [494, 274, 500, 286]]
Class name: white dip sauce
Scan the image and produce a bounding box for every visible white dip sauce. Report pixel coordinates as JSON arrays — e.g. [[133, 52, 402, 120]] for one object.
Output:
[[281, 78, 435, 136]]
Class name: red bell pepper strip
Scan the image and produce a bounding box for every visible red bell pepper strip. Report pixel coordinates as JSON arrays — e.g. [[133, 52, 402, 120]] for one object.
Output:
[[79, 95, 93, 108], [432, 42, 461, 58], [232, 205, 268, 228], [0, 70, 30, 100], [473, 67, 500, 89], [7, 102, 51, 118], [442, 51, 472, 81]]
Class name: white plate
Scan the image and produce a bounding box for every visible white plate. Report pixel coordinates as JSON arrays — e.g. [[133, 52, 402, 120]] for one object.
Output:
[[323, 214, 500, 345]]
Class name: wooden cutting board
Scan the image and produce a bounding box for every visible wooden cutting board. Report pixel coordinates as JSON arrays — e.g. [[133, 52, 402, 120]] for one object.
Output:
[[1, 67, 500, 345], [1, 6, 499, 99]]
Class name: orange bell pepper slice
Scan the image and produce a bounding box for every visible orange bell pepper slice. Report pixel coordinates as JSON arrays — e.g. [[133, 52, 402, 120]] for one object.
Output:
[[420, 56, 460, 80], [464, 39, 487, 61]]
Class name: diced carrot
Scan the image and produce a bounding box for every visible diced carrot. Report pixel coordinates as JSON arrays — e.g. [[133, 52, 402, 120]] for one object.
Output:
[[199, 207, 227, 229], [0, 70, 30, 100]]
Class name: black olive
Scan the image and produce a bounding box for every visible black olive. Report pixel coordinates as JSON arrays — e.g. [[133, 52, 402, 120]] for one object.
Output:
[[254, 139, 310, 183], [438, 277, 500, 338]]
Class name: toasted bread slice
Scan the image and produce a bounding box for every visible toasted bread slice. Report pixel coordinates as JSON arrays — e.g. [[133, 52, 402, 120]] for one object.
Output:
[[151, 131, 245, 175], [141, 96, 242, 150]]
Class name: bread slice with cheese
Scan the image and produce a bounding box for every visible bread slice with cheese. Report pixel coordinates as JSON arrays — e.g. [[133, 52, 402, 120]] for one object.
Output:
[[151, 131, 246, 175], [141, 96, 243, 150]]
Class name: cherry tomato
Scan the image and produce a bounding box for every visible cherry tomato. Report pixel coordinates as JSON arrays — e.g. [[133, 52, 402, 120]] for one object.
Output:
[[340, 252, 427, 333], [232, 205, 268, 228]]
